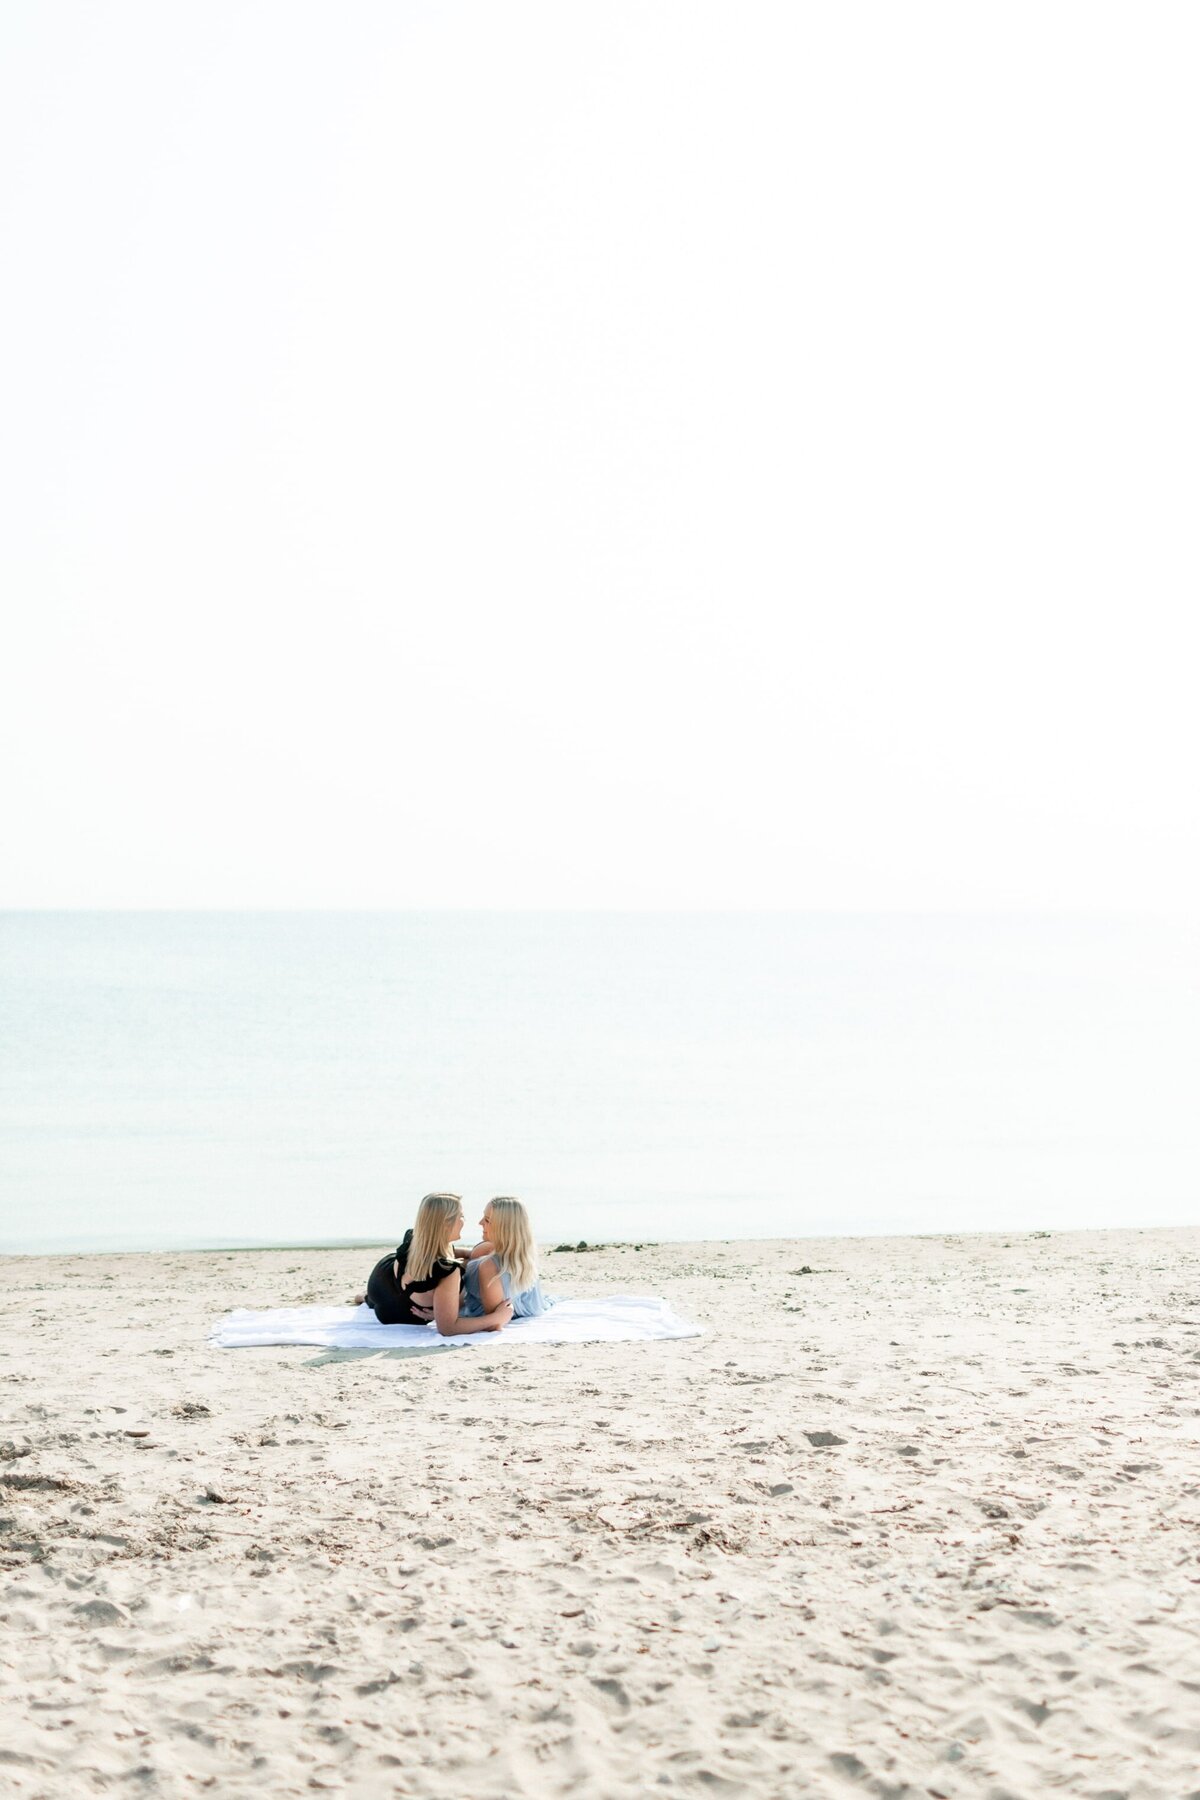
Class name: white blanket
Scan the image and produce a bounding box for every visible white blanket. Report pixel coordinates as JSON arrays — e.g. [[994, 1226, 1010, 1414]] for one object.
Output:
[[209, 1295, 703, 1351]]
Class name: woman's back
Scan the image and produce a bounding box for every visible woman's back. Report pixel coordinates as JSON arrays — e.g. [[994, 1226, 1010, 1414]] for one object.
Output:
[[366, 1229, 460, 1325]]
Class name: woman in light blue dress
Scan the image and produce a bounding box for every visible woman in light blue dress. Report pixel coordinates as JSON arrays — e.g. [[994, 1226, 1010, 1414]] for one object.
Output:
[[459, 1196, 553, 1319]]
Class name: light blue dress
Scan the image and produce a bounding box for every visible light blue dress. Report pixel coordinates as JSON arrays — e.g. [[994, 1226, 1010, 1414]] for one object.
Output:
[[460, 1254, 554, 1319]]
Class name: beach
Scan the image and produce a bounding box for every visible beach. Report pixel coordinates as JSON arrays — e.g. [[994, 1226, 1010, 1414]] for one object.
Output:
[[3, 1228, 1199, 1798]]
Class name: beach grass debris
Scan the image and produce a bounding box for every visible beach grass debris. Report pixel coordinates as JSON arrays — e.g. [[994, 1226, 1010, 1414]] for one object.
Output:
[[551, 1239, 655, 1252]]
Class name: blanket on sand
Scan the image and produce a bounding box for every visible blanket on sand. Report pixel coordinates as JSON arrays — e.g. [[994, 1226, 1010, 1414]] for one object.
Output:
[[210, 1294, 703, 1350]]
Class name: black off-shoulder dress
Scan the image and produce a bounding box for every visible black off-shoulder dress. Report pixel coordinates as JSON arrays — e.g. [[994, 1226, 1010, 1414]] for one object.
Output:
[[365, 1228, 461, 1325]]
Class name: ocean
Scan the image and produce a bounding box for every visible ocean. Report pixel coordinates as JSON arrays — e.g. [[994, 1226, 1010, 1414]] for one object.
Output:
[[1, 912, 1196, 1253]]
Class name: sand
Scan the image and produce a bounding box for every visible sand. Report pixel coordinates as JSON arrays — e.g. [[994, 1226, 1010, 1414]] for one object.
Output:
[[2, 1228, 1200, 1799]]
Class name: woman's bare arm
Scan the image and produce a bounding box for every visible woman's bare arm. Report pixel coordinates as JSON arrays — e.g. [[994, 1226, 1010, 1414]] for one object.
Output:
[[430, 1269, 511, 1336], [474, 1255, 506, 1314]]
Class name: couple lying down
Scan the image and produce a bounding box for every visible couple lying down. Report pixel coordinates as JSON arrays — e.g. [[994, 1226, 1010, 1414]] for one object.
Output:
[[357, 1193, 552, 1335]]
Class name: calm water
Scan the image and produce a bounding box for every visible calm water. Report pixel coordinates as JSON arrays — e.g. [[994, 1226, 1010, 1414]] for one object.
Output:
[[1, 912, 1196, 1253]]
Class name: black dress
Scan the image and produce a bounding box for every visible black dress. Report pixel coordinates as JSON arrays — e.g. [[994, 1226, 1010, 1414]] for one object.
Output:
[[365, 1229, 461, 1325]]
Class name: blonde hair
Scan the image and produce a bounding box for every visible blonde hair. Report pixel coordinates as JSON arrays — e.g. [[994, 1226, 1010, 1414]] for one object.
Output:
[[486, 1196, 537, 1294], [405, 1192, 462, 1284]]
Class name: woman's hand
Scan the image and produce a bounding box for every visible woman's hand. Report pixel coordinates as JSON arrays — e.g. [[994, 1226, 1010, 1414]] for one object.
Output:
[[483, 1300, 513, 1331]]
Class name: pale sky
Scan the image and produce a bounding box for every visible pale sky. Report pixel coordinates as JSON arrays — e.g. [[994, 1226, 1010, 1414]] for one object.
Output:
[[2, 2, 1197, 909]]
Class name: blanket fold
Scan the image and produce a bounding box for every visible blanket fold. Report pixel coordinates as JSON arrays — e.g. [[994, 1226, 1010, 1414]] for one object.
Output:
[[209, 1294, 703, 1350]]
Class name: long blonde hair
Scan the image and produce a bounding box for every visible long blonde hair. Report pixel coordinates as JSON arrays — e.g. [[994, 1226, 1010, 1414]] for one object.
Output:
[[405, 1192, 462, 1283], [487, 1196, 537, 1293]]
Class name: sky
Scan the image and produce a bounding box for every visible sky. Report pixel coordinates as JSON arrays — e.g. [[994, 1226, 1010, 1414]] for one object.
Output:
[[2, 2, 1197, 910]]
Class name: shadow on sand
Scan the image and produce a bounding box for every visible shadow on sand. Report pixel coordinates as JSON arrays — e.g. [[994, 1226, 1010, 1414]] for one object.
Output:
[[303, 1344, 453, 1366]]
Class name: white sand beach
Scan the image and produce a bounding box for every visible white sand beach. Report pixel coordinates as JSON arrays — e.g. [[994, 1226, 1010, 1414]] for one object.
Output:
[[3, 1228, 1200, 1798]]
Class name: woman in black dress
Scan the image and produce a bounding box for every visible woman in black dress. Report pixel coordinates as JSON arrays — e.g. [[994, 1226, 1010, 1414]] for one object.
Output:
[[364, 1193, 512, 1335]]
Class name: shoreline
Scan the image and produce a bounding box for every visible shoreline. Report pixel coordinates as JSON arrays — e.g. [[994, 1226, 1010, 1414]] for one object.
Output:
[[0, 1218, 1187, 1261]]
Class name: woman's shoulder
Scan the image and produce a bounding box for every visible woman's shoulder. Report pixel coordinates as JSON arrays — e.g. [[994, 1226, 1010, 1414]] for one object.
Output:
[[387, 1229, 414, 1266]]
